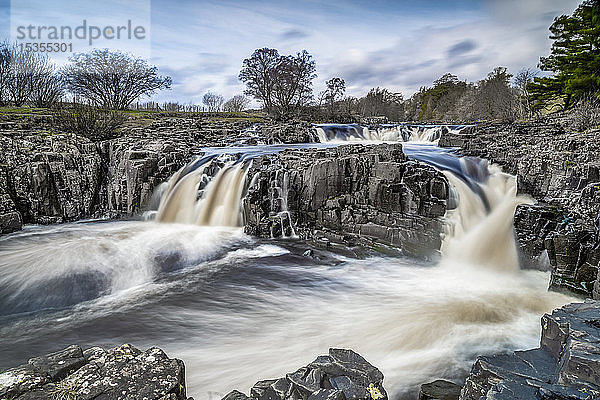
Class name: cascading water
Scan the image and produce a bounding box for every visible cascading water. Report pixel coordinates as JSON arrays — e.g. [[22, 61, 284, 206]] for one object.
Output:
[[155, 159, 249, 227], [0, 127, 575, 400], [314, 123, 471, 143]]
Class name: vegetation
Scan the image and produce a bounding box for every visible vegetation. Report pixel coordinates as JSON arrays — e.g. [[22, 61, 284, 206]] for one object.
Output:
[[529, 0, 600, 110], [239, 48, 316, 120], [63, 49, 172, 110]]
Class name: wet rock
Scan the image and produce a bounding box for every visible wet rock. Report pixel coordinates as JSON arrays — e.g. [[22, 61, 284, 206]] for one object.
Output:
[[0, 343, 188, 400], [243, 144, 447, 257], [460, 300, 600, 400], [418, 380, 462, 400], [222, 348, 387, 400]]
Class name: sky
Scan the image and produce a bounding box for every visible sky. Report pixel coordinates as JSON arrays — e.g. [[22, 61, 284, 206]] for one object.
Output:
[[0, 0, 583, 104]]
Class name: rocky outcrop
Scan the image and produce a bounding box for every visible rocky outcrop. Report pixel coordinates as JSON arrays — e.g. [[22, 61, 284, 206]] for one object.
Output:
[[460, 300, 600, 400], [0, 113, 260, 233], [221, 348, 387, 400], [261, 121, 318, 144], [243, 144, 448, 257], [0, 343, 188, 400], [440, 121, 600, 298]]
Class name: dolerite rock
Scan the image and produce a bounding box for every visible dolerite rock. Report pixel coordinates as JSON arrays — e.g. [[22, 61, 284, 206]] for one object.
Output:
[[0, 344, 188, 400], [243, 143, 448, 257], [419, 380, 462, 400], [221, 349, 387, 400], [460, 300, 600, 400], [261, 121, 318, 144]]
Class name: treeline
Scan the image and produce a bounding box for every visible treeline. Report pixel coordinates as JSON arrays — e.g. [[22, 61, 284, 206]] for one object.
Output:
[[237, 0, 599, 125]]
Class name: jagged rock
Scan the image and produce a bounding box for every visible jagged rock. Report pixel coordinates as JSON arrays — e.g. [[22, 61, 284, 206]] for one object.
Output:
[[460, 300, 600, 400], [419, 380, 462, 400], [261, 121, 318, 144], [0, 343, 187, 400], [222, 349, 387, 400], [243, 144, 447, 257]]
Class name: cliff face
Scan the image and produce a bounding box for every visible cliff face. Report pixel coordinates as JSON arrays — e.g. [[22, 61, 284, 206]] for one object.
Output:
[[243, 144, 448, 257], [0, 114, 254, 233], [440, 122, 600, 299]]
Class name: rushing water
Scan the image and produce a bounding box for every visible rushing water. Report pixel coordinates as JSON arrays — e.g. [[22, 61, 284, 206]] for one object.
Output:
[[0, 126, 575, 400]]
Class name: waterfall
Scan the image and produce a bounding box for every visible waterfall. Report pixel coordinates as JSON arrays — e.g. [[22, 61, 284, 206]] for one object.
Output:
[[440, 162, 531, 271], [155, 160, 248, 227], [314, 124, 470, 143]]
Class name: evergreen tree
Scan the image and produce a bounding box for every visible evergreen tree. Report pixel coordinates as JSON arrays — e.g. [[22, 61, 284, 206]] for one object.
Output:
[[529, 0, 600, 110]]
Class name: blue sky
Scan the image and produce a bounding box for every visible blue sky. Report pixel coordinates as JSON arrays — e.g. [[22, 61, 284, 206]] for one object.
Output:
[[1, 0, 582, 104]]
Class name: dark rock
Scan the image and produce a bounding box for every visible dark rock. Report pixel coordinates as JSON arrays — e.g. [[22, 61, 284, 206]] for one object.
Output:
[[222, 348, 387, 400], [460, 300, 600, 400], [0, 343, 188, 400], [223, 390, 251, 400], [418, 380, 461, 400], [243, 144, 447, 257]]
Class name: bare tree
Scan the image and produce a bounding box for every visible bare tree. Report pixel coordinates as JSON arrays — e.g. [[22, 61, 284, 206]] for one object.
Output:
[[513, 68, 538, 118], [63, 49, 171, 110], [223, 94, 250, 112], [358, 87, 404, 121], [202, 91, 224, 111], [6, 44, 41, 107], [0, 41, 10, 106], [474, 67, 519, 121], [30, 56, 64, 108], [240, 48, 316, 120], [322, 77, 345, 118]]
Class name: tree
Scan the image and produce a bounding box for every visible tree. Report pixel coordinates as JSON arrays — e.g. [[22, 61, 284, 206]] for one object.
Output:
[[6, 44, 40, 106], [513, 68, 537, 117], [0, 41, 10, 106], [529, 0, 600, 110], [474, 67, 519, 121], [321, 77, 346, 118], [240, 48, 317, 119], [223, 94, 250, 112], [63, 49, 171, 109], [358, 87, 404, 121], [202, 91, 224, 111]]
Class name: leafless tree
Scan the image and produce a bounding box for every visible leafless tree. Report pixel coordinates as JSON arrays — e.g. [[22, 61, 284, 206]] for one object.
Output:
[[30, 57, 64, 108], [514, 68, 538, 118], [223, 94, 250, 112], [202, 91, 224, 111], [6, 44, 41, 107], [240, 48, 316, 120], [62, 49, 171, 110], [0, 41, 10, 106], [322, 77, 345, 118]]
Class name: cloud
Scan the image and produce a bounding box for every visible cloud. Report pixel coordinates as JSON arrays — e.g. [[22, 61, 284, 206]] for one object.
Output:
[[280, 28, 309, 41], [446, 40, 477, 57]]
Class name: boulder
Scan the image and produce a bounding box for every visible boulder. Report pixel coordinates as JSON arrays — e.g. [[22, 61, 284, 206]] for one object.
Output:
[[221, 349, 387, 400], [460, 300, 600, 400], [0, 343, 188, 400]]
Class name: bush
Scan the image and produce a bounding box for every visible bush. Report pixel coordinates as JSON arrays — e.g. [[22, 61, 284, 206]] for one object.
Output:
[[54, 104, 125, 140]]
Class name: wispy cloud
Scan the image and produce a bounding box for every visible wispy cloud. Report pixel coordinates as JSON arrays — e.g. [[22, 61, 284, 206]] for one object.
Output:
[[1, 0, 583, 103]]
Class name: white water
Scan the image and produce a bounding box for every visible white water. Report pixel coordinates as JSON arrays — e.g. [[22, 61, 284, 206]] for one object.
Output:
[[0, 139, 576, 400], [156, 161, 248, 227], [315, 124, 468, 144]]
